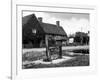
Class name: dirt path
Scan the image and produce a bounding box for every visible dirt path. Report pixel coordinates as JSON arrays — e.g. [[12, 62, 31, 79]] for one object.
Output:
[[23, 45, 89, 54]]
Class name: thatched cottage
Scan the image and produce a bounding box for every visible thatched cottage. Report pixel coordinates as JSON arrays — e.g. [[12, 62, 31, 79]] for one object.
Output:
[[22, 14, 67, 48]]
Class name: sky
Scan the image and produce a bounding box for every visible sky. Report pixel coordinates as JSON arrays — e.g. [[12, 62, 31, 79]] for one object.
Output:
[[23, 11, 90, 35]]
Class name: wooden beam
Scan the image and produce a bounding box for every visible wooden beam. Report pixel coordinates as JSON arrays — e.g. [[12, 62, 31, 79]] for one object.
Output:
[[45, 35, 51, 61], [58, 41, 62, 58]]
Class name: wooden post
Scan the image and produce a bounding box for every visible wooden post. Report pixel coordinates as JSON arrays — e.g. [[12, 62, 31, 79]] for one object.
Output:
[[45, 35, 51, 61], [58, 41, 62, 58]]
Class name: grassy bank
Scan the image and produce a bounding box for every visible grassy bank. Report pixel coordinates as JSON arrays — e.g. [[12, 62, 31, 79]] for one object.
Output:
[[22, 49, 89, 69], [23, 55, 89, 69]]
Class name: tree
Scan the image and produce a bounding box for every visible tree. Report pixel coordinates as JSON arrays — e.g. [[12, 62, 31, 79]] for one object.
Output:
[[74, 32, 89, 45]]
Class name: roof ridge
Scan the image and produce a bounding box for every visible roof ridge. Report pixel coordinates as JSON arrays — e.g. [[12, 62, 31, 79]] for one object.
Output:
[[40, 22, 62, 28]]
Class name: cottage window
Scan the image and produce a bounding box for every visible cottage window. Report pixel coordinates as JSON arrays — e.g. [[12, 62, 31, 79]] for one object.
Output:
[[32, 29, 36, 34]]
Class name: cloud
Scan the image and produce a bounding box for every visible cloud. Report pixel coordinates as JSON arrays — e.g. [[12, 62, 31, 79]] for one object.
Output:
[[23, 11, 90, 35]]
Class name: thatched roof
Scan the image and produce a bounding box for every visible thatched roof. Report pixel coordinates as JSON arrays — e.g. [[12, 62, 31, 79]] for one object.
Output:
[[22, 14, 33, 26], [22, 14, 67, 37], [39, 22, 66, 36]]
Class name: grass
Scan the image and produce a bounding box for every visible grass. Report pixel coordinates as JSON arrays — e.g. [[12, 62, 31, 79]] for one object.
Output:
[[22, 49, 89, 69], [59, 55, 89, 66], [22, 51, 46, 62], [67, 49, 89, 54], [23, 55, 89, 69]]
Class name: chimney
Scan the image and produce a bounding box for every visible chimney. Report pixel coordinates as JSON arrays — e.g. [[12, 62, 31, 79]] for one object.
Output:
[[56, 21, 60, 27], [38, 17, 42, 23]]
